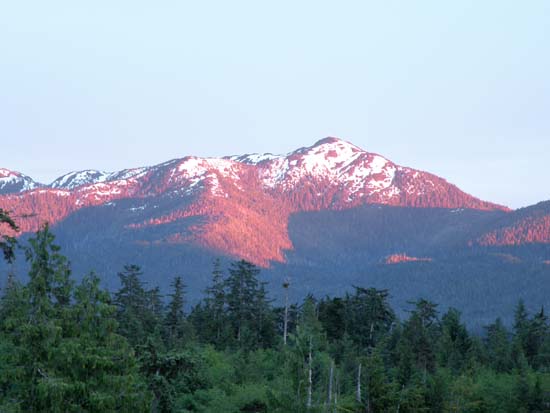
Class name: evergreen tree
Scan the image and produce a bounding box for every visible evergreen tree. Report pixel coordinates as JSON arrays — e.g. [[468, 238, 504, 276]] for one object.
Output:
[[202, 259, 227, 347], [164, 276, 191, 348], [317, 296, 346, 342], [288, 296, 327, 411], [401, 299, 440, 382], [437, 308, 471, 373], [537, 332, 550, 370], [514, 300, 529, 347], [0, 227, 151, 411], [0, 208, 18, 264], [424, 370, 448, 412], [225, 260, 272, 349], [484, 318, 512, 373], [528, 376, 545, 412], [395, 337, 415, 386], [3, 223, 550, 413], [16, 224, 73, 410], [348, 287, 395, 350], [114, 264, 157, 346], [525, 307, 548, 369], [226, 260, 259, 344], [254, 282, 276, 348], [56, 273, 152, 411], [512, 369, 531, 413], [25, 223, 73, 312], [139, 341, 205, 413], [0, 272, 26, 333], [358, 350, 395, 412], [148, 286, 165, 320], [0, 273, 25, 412], [512, 299, 530, 367]]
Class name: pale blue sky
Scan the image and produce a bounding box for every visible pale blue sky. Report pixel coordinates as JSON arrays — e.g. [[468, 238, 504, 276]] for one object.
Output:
[[1, 1, 549, 208]]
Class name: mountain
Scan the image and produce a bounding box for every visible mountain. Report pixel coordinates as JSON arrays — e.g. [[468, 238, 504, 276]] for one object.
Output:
[[0, 168, 40, 195], [475, 200, 550, 246], [50, 170, 112, 190], [2, 138, 549, 328], [0, 138, 507, 264]]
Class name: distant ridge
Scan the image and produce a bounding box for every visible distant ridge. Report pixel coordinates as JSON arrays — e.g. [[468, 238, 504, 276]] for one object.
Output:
[[0, 137, 508, 265]]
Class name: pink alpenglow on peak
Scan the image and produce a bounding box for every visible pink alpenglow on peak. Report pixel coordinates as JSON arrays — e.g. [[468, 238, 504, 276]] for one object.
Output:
[[385, 254, 433, 264], [0, 168, 40, 194], [0, 138, 509, 266]]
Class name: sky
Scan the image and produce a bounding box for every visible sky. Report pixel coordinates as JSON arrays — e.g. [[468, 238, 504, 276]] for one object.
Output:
[[1, 1, 549, 209]]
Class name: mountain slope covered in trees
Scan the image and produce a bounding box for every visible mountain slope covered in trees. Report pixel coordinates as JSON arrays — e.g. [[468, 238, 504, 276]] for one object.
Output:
[[1, 222, 549, 412], [0, 138, 508, 266], [2, 140, 550, 329]]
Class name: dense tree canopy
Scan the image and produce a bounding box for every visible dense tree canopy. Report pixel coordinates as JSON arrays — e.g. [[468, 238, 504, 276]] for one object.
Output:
[[0, 225, 150, 412], [0, 208, 18, 263], [1, 223, 550, 412]]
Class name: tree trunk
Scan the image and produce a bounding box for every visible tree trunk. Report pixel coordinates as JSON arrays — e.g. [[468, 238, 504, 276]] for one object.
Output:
[[422, 359, 427, 384], [327, 360, 334, 409], [369, 322, 374, 344], [307, 336, 313, 410], [283, 284, 289, 345], [396, 384, 404, 413], [333, 375, 338, 413], [356, 363, 362, 403]]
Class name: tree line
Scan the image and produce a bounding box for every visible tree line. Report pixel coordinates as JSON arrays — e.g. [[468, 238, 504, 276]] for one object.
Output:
[[1, 213, 550, 412]]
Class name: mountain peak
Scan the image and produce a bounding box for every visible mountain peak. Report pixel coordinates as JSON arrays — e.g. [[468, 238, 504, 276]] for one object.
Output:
[[309, 137, 363, 152], [0, 168, 40, 194], [50, 170, 111, 190], [290, 137, 363, 161], [0, 168, 19, 178], [312, 136, 352, 146], [1, 139, 511, 267]]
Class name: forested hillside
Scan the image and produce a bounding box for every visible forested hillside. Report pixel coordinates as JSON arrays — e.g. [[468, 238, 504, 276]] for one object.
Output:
[[3, 140, 550, 331], [1, 211, 550, 412]]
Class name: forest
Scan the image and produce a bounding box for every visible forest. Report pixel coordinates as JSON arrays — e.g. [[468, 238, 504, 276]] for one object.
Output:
[[1, 210, 550, 412]]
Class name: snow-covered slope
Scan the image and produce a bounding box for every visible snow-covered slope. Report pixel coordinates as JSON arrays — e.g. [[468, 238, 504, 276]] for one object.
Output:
[[258, 138, 397, 196], [0, 168, 41, 195], [50, 167, 152, 190], [50, 170, 111, 190], [0, 137, 509, 265], [1, 138, 508, 210], [249, 137, 504, 211]]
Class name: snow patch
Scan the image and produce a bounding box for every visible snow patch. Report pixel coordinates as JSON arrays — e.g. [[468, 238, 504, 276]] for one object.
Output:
[[129, 205, 147, 212], [257, 139, 398, 202], [50, 167, 150, 190], [0, 169, 39, 193], [171, 157, 242, 196], [50, 170, 110, 189], [227, 153, 281, 164]]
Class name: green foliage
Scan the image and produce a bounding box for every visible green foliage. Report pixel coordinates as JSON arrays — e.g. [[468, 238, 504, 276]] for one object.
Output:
[[164, 276, 192, 348], [191, 259, 275, 351], [0, 208, 18, 263], [438, 308, 471, 373], [2, 224, 550, 412], [114, 264, 160, 346], [359, 349, 396, 412], [400, 299, 440, 382], [485, 318, 512, 373], [139, 341, 206, 412], [225, 260, 275, 349], [348, 287, 395, 350], [0, 226, 151, 412], [201, 259, 228, 347]]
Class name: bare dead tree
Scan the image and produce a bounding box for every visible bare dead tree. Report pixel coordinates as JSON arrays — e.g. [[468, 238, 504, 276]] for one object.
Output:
[[327, 360, 334, 409], [283, 277, 290, 345], [307, 336, 313, 410], [356, 363, 362, 404]]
